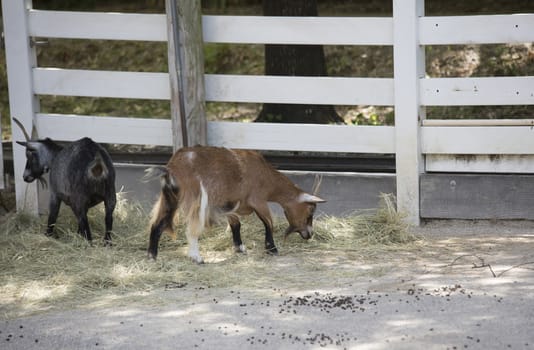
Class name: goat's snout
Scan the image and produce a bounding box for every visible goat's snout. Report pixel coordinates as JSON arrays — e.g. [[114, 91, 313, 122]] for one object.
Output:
[[22, 170, 35, 183], [299, 226, 313, 240]]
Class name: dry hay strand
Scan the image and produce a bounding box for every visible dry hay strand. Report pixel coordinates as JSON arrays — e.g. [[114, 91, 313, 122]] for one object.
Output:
[[0, 192, 419, 317]]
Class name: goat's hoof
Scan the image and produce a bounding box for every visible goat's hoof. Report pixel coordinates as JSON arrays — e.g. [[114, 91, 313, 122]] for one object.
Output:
[[104, 240, 113, 247], [44, 231, 57, 238], [189, 256, 205, 264], [234, 244, 247, 254], [147, 252, 157, 260], [266, 246, 278, 256]]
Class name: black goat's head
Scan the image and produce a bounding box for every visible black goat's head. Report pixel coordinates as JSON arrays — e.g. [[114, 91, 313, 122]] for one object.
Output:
[[13, 117, 52, 185]]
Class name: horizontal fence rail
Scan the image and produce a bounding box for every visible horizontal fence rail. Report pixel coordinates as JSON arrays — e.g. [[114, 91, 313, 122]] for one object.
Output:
[[419, 14, 534, 45], [34, 114, 396, 154], [33, 68, 170, 99], [422, 126, 534, 155], [207, 122, 396, 153], [205, 75, 394, 105], [35, 113, 173, 146], [420, 77, 534, 106], [29, 10, 168, 41], [202, 16, 393, 45]]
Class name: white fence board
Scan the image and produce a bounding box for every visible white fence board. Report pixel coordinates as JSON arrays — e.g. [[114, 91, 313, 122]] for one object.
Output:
[[205, 74, 394, 105], [29, 10, 167, 41], [422, 119, 534, 127], [203, 16, 393, 45], [207, 122, 395, 153], [35, 114, 173, 146], [420, 77, 534, 106], [35, 115, 395, 154], [420, 14, 534, 45], [422, 126, 534, 155], [426, 154, 534, 173], [33, 68, 170, 99]]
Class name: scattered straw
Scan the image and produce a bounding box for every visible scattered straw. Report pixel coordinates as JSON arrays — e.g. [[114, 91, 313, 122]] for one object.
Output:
[[0, 192, 419, 318]]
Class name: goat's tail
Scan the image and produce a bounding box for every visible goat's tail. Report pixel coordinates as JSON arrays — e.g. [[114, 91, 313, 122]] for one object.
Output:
[[146, 166, 180, 240], [143, 166, 178, 190], [88, 152, 109, 180]]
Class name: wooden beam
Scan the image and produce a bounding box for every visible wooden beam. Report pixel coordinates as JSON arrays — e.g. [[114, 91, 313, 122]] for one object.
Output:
[[203, 16, 393, 45], [166, 0, 206, 150], [419, 14, 534, 45], [29, 10, 167, 41], [207, 122, 396, 153], [205, 75, 394, 106]]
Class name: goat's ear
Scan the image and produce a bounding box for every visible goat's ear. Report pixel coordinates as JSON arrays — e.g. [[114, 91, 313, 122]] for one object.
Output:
[[299, 192, 326, 203], [16, 141, 27, 147]]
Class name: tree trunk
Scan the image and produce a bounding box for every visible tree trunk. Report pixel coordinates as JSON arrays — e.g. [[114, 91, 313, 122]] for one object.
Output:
[[256, 0, 343, 124]]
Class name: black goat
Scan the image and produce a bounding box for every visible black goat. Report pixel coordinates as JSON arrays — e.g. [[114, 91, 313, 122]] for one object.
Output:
[[13, 118, 117, 245]]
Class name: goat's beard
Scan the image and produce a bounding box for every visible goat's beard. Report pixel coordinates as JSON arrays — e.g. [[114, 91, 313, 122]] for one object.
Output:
[[37, 177, 48, 189]]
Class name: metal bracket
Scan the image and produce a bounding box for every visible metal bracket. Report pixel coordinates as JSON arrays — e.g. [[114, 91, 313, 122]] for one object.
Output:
[[30, 37, 49, 48]]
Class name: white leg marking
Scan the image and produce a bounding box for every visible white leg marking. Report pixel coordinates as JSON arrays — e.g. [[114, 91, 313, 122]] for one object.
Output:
[[235, 244, 247, 254], [199, 181, 209, 229], [187, 234, 204, 264]]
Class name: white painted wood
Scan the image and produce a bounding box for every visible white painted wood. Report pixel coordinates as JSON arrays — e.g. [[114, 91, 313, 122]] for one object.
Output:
[[393, 0, 425, 225], [422, 126, 534, 155], [35, 114, 173, 146], [420, 14, 534, 45], [422, 119, 534, 127], [29, 10, 167, 41], [207, 122, 395, 153], [35, 115, 395, 154], [33, 68, 170, 99], [2, 0, 39, 213], [420, 77, 534, 106], [203, 15, 393, 45], [426, 154, 534, 173], [205, 74, 394, 105], [32, 69, 394, 106]]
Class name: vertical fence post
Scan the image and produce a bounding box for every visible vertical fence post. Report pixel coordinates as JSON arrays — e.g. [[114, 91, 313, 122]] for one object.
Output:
[[2, 0, 40, 214], [393, 0, 425, 225], [165, 0, 207, 150]]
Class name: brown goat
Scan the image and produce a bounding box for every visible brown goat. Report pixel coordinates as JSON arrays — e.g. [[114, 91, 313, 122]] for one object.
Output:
[[146, 146, 325, 263]]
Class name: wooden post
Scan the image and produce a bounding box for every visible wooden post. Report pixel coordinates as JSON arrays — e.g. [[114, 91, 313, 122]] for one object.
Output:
[[2, 0, 40, 213], [393, 0, 425, 225], [165, 0, 207, 150]]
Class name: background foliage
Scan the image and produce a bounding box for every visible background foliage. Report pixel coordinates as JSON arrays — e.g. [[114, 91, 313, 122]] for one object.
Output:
[[1, 0, 533, 136]]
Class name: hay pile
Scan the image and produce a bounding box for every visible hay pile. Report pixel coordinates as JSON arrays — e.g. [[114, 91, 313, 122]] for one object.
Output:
[[0, 193, 419, 317]]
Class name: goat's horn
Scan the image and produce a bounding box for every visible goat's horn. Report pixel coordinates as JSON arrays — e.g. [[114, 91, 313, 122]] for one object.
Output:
[[312, 174, 323, 195], [12, 117, 31, 142]]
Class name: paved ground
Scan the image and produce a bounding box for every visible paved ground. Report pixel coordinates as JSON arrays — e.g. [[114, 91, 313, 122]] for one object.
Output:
[[2, 220, 534, 349]]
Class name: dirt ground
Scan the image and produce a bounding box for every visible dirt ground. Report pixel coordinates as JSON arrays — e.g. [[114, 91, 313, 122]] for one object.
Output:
[[1, 220, 533, 349]]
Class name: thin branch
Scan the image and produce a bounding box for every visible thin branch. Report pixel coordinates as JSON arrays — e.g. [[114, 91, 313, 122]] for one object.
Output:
[[496, 261, 534, 278]]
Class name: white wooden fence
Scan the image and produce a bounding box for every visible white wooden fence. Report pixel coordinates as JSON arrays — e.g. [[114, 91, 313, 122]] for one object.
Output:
[[3, 0, 534, 224]]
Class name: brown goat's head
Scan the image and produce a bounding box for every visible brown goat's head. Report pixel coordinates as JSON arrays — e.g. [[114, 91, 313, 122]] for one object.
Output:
[[283, 192, 325, 240]]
